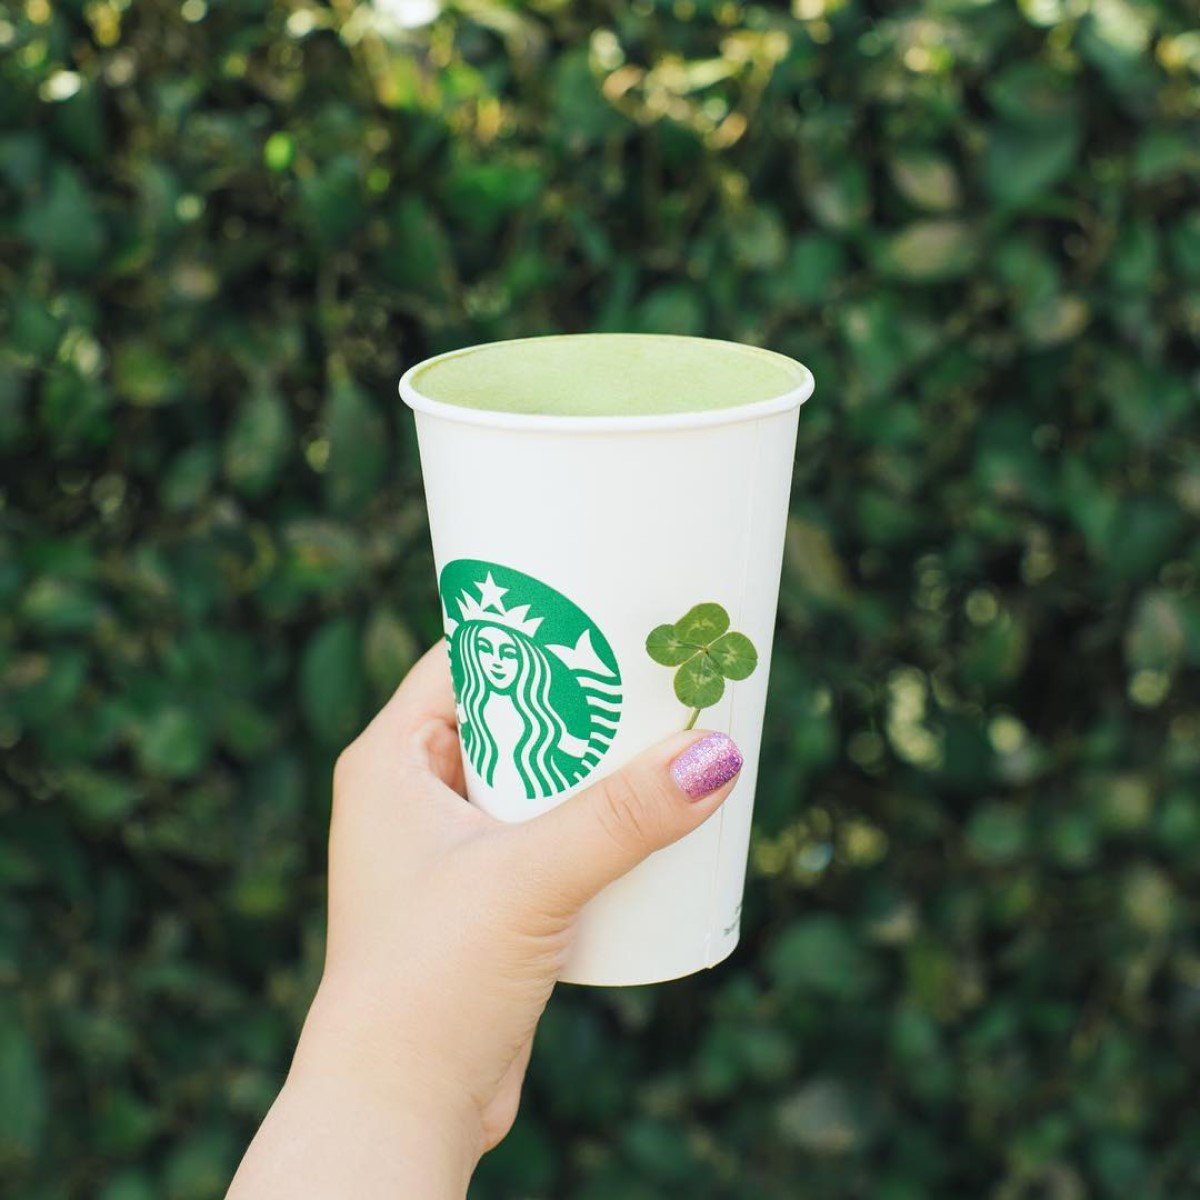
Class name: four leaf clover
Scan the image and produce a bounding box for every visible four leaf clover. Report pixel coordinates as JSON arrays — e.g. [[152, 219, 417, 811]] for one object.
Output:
[[645, 602, 758, 729]]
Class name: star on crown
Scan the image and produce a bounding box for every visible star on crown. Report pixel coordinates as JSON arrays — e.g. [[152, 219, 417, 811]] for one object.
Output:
[[445, 571, 544, 638]]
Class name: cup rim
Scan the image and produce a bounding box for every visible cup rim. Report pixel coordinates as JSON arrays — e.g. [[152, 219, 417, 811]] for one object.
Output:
[[398, 333, 815, 433]]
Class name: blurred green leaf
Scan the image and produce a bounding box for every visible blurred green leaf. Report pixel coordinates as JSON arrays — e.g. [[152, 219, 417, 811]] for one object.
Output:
[[39, 364, 110, 449], [281, 520, 364, 595], [784, 516, 852, 607], [134, 707, 210, 780], [380, 195, 456, 297], [9, 294, 62, 360], [20, 578, 102, 633], [986, 62, 1082, 128], [299, 155, 362, 247], [1134, 129, 1199, 182], [300, 618, 365, 746], [984, 123, 1080, 208], [1124, 592, 1185, 671], [808, 161, 871, 231], [889, 151, 962, 212], [1169, 209, 1200, 279], [99, 1173, 156, 1200], [113, 343, 180, 407], [878, 220, 979, 281], [163, 1129, 237, 1200], [769, 916, 880, 999], [94, 1090, 160, 1156], [263, 132, 294, 172], [51, 82, 108, 162], [323, 377, 387, 515], [20, 165, 106, 274], [161, 443, 218, 512], [363, 607, 419, 697], [61, 769, 140, 826], [1107, 220, 1161, 291], [0, 367, 26, 448], [0, 1011, 46, 1162], [966, 803, 1028, 864], [778, 1079, 868, 1155], [224, 387, 291, 498], [776, 234, 848, 304], [727, 206, 787, 271], [442, 154, 545, 235], [636, 285, 705, 335]]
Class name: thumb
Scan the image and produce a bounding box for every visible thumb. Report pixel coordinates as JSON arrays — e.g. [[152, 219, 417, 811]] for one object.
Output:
[[514, 730, 745, 917]]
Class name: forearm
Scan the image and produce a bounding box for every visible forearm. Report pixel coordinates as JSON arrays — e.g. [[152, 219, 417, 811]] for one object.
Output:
[[228, 993, 481, 1199]]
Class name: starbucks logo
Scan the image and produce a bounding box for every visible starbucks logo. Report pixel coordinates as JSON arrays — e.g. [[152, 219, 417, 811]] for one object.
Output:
[[439, 559, 623, 800]]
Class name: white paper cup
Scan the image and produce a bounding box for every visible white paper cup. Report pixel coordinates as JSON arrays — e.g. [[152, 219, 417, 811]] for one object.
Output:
[[399, 335, 813, 986]]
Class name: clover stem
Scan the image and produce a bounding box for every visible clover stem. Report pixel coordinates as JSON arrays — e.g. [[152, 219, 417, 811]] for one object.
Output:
[[684, 707, 701, 731]]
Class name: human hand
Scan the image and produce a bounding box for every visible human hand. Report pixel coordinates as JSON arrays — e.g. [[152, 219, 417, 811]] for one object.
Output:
[[228, 642, 743, 1197]]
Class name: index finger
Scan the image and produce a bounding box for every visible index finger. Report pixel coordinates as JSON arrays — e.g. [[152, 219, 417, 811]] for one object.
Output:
[[358, 640, 460, 765]]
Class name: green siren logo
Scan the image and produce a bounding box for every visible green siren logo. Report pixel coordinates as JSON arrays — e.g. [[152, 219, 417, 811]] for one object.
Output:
[[439, 559, 623, 800]]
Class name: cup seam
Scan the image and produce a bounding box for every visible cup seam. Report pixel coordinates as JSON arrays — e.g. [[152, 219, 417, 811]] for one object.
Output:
[[703, 414, 764, 965]]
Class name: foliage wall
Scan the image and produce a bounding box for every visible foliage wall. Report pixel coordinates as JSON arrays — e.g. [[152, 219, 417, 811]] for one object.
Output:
[[2, 0, 1199, 1196]]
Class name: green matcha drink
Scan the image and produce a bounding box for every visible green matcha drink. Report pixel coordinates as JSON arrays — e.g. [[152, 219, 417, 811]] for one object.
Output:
[[409, 333, 806, 418]]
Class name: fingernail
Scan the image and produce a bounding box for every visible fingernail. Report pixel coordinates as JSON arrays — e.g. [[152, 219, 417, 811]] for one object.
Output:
[[670, 733, 743, 801]]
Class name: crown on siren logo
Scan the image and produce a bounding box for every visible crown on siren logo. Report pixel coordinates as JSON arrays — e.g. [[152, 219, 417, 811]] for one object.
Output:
[[446, 571, 544, 638]]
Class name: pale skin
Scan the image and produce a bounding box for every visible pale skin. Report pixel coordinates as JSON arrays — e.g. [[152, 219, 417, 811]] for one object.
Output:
[[227, 641, 741, 1198]]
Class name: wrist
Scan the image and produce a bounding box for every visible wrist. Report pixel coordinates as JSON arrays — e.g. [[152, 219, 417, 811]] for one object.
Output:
[[288, 980, 484, 1189]]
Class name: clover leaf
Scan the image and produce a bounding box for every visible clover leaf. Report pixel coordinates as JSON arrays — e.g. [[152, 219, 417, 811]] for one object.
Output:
[[708, 631, 757, 680], [646, 602, 759, 729], [674, 652, 725, 709], [645, 623, 696, 666], [674, 602, 729, 645]]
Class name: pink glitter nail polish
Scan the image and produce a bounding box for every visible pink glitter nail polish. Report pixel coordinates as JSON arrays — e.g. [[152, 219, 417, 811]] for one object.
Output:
[[670, 732, 744, 801]]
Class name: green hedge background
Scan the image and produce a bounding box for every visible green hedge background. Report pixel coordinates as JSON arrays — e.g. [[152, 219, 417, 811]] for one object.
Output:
[[3, 0, 1200, 1196]]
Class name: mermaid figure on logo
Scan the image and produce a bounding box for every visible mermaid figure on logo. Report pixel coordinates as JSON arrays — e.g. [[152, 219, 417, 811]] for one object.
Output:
[[444, 571, 621, 800]]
